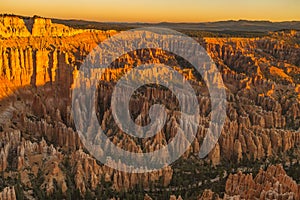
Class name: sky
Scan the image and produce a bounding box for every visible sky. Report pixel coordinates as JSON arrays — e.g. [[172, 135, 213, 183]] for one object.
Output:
[[1, 0, 300, 22]]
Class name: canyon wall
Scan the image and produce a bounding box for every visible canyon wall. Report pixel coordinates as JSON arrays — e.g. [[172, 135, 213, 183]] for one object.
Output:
[[0, 15, 299, 198]]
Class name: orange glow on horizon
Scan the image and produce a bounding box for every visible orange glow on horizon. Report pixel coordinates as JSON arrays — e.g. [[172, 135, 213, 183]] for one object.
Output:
[[1, 0, 300, 23]]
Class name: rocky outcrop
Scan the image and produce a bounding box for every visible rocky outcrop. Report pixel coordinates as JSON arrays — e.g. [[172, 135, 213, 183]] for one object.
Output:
[[0, 129, 173, 196], [0, 15, 111, 38], [225, 165, 300, 199], [193, 164, 300, 200], [204, 35, 300, 164], [0, 130, 67, 193], [69, 149, 173, 193], [198, 189, 220, 200], [0, 187, 16, 200]]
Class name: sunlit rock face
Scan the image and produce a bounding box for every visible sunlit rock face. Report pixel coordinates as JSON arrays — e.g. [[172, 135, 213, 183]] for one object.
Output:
[[0, 15, 299, 199], [0, 15, 108, 38], [224, 164, 300, 199], [194, 165, 300, 200], [0, 186, 16, 200]]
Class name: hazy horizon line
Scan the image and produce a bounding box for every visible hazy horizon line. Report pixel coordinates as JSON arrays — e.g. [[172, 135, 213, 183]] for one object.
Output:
[[2, 13, 300, 24]]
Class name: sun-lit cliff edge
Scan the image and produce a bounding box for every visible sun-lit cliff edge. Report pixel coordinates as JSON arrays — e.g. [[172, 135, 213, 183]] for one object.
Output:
[[0, 14, 117, 38]]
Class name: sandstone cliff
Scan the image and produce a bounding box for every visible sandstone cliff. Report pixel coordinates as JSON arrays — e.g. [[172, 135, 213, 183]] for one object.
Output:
[[0, 15, 114, 38]]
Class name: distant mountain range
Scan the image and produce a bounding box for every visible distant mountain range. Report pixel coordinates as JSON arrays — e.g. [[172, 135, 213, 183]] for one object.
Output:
[[52, 18, 300, 32], [2, 14, 300, 32]]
